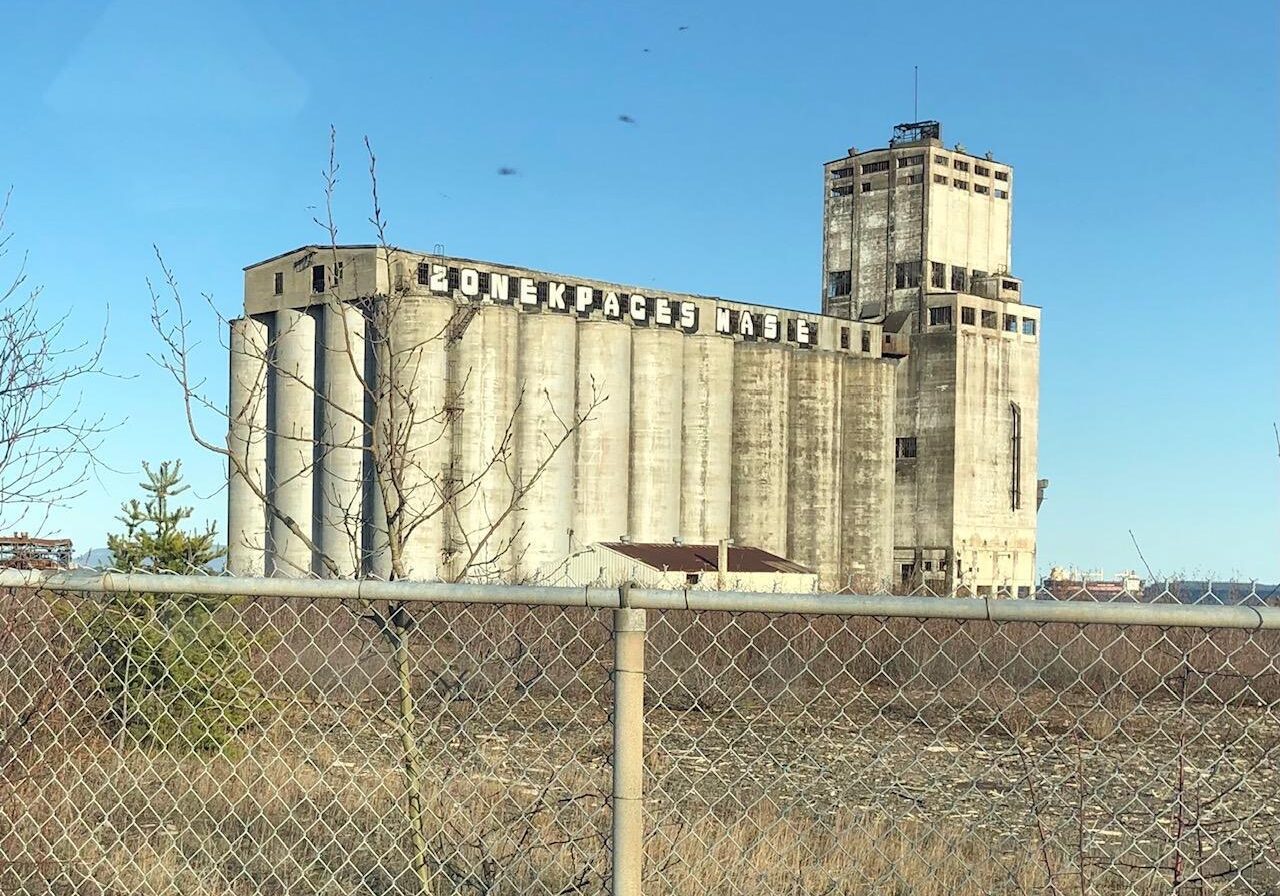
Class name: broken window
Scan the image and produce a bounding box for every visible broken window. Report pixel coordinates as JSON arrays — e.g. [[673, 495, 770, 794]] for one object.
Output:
[[894, 260, 922, 289], [961, 306, 976, 325], [897, 154, 924, 168], [933, 173, 947, 184], [417, 262, 431, 284], [1022, 318, 1037, 336], [840, 327, 850, 349], [995, 170, 1009, 181], [332, 261, 344, 288], [311, 264, 326, 294], [974, 183, 990, 195], [903, 173, 923, 185], [861, 159, 890, 174], [950, 266, 968, 292], [953, 159, 970, 172], [994, 189, 1009, 199], [896, 437, 918, 459], [861, 329, 871, 352], [827, 270, 852, 298], [1010, 403, 1022, 510], [953, 179, 969, 190], [1002, 279, 1020, 292], [934, 154, 948, 165], [928, 306, 953, 327], [930, 261, 946, 288], [832, 167, 855, 178], [273, 272, 284, 295], [1003, 314, 1018, 332], [974, 164, 990, 177], [981, 309, 997, 328], [861, 181, 872, 193], [832, 183, 855, 196]]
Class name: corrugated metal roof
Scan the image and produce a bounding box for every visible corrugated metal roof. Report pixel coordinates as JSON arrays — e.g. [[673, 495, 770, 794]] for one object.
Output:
[[597, 542, 813, 575]]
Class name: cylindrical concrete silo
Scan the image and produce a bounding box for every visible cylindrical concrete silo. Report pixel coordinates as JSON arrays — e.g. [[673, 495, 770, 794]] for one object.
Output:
[[628, 328, 684, 543], [573, 320, 632, 548], [787, 351, 843, 589], [387, 295, 454, 581], [447, 304, 519, 581], [679, 334, 734, 543], [227, 317, 268, 576], [839, 355, 897, 590], [513, 312, 577, 581], [730, 343, 790, 557], [268, 308, 317, 577], [316, 302, 366, 578]]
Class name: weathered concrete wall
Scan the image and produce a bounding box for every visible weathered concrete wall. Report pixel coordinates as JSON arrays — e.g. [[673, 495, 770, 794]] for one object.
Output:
[[679, 335, 734, 543], [629, 328, 684, 543], [839, 356, 897, 588], [316, 302, 365, 577], [786, 351, 843, 589], [227, 317, 268, 576], [573, 321, 632, 548]]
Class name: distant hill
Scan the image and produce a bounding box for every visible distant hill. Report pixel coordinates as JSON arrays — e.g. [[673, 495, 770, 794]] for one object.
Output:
[[74, 548, 227, 573]]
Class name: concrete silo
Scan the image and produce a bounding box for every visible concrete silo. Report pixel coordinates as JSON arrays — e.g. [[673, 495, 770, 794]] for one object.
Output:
[[227, 317, 268, 576], [628, 327, 684, 543], [573, 319, 632, 548], [839, 356, 897, 588], [267, 308, 316, 577], [730, 342, 790, 557], [316, 302, 366, 577], [786, 351, 844, 589], [513, 312, 577, 581], [679, 334, 734, 543]]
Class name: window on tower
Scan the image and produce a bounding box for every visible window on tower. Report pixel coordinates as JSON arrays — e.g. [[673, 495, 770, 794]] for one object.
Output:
[[928, 306, 953, 327], [953, 159, 970, 173], [995, 170, 1010, 181], [974, 164, 990, 177], [930, 262, 946, 289], [1022, 318, 1037, 336], [961, 306, 976, 325], [861, 181, 872, 193], [953, 179, 969, 190], [1010, 403, 1023, 511], [933, 173, 947, 184], [994, 189, 1009, 199], [896, 437, 918, 459], [1003, 314, 1018, 332], [934, 154, 948, 165], [950, 267, 968, 293], [827, 270, 852, 297], [861, 329, 871, 352], [981, 309, 997, 328], [894, 260, 922, 289], [273, 272, 284, 295], [974, 184, 990, 195], [861, 159, 890, 174], [311, 264, 326, 294], [897, 154, 924, 168]]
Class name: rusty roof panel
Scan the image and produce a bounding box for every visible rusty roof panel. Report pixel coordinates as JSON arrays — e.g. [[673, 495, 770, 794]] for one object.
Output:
[[598, 542, 813, 575]]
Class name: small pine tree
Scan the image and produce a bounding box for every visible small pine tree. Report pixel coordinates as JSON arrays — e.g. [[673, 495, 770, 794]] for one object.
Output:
[[86, 460, 257, 753]]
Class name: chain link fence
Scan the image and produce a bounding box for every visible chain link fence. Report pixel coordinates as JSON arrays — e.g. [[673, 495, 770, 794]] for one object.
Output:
[[1, 570, 1277, 895]]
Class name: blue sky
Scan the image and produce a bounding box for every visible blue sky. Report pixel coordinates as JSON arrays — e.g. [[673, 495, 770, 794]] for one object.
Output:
[[0, 0, 1275, 580]]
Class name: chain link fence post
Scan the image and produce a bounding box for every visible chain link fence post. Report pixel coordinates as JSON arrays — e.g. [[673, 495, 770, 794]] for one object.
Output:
[[611, 588, 646, 896]]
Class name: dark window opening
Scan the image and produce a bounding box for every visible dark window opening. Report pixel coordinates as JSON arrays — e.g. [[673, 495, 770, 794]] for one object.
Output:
[[961, 306, 976, 325], [861, 159, 890, 174], [953, 159, 970, 172], [923, 560, 933, 572], [273, 272, 283, 295], [894, 260, 922, 289], [447, 267, 461, 291], [974, 184, 989, 195], [934, 154, 948, 165], [832, 183, 855, 196], [896, 436, 918, 459], [1022, 318, 1037, 336], [994, 189, 1009, 199], [828, 270, 852, 298], [930, 261, 946, 289], [981, 309, 997, 328], [416, 262, 430, 285], [933, 173, 947, 184], [332, 261, 344, 288], [861, 329, 871, 352], [1010, 402, 1022, 511], [974, 164, 990, 177], [973, 270, 987, 283], [901, 564, 915, 584], [928, 306, 953, 327], [995, 170, 1009, 181], [1003, 314, 1018, 332], [861, 181, 872, 193], [832, 167, 855, 178], [903, 173, 923, 185], [953, 178, 969, 190], [1002, 279, 1020, 292], [311, 264, 326, 294], [686, 572, 701, 585], [840, 327, 850, 349], [950, 267, 968, 293], [897, 154, 924, 168]]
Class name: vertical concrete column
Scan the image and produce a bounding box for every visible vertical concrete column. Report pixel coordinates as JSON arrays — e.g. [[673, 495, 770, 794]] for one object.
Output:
[[388, 296, 453, 581], [787, 351, 844, 589], [679, 335, 734, 543], [574, 321, 632, 547], [629, 328, 683, 542], [268, 308, 317, 577], [227, 317, 268, 576], [514, 313, 577, 581], [730, 343, 790, 557], [317, 302, 366, 577], [448, 304, 519, 581], [839, 356, 897, 589], [611, 603, 646, 896]]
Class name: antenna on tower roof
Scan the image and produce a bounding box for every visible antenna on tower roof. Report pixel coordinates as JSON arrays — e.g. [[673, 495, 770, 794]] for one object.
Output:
[[913, 65, 919, 121]]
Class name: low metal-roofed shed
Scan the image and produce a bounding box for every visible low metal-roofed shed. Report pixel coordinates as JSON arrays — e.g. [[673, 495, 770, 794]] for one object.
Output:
[[565, 542, 818, 593]]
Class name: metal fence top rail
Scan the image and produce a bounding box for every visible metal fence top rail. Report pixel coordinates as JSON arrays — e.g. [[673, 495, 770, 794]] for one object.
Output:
[[1, 569, 1277, 631]]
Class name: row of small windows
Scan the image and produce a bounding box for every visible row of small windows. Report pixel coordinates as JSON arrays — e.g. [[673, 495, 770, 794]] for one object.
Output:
[[837, 176, 1007, 198], [273, 264, 344, 296], [828, 264, 1021, 297], [836, 158, 1009, 182], [928, 304, 1038, 336], [838, 326, 873, 353]]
